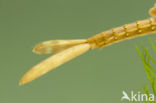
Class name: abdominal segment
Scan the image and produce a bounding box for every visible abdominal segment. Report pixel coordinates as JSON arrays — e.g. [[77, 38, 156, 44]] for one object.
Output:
[[88, 18, 156, 49]]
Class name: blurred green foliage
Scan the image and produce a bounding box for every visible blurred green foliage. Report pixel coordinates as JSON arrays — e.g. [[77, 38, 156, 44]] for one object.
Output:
[[136, 39, 156, 103]]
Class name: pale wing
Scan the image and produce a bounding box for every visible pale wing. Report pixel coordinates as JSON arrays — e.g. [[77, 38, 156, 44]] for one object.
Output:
[[19, 43, 90, 85], [33, 39, 87, 54]]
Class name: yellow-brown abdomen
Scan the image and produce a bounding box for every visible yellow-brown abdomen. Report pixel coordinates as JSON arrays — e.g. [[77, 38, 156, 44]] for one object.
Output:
[[88, 18, 156, 49]]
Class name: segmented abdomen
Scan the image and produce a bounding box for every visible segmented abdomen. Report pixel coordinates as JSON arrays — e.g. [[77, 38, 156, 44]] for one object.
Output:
[[88, 17, 156, 49]]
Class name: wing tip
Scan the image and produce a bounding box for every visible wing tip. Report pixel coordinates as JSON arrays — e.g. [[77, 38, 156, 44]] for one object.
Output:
[[19, 81, 23, 86], [19, 73, 33, 86], [32, 43, 43, 54], [19, 78, 25, 86], [19, 76, 33, 86]]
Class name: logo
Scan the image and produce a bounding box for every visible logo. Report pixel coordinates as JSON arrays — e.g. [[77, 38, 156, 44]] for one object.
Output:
[[121, 90, 154, 102]]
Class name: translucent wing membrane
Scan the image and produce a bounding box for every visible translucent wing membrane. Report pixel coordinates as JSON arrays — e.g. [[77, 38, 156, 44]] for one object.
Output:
[[33, 40, 87, 54], [19, 43, 90, 85]]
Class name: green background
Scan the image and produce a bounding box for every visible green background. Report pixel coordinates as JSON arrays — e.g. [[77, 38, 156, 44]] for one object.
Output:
[[0, 0, 156, 103]]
